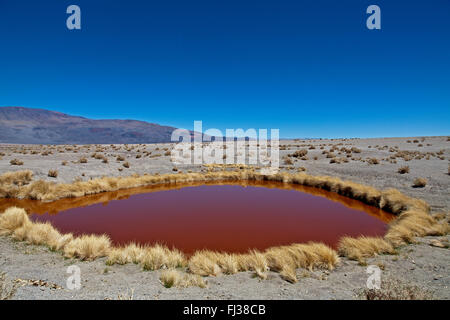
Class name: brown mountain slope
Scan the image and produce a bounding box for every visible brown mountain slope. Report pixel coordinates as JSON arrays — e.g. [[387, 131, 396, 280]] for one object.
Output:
[[0, 107, 183, 144]]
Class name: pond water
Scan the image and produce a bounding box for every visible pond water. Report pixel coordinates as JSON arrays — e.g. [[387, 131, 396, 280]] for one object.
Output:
[[0, 181, 394, 253]]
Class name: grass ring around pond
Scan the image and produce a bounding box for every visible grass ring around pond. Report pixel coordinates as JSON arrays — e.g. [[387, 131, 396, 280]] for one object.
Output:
[[0, 169, 448, 285]]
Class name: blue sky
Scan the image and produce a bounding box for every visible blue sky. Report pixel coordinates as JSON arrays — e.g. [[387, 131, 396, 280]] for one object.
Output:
[[0, 0, 449, 138]]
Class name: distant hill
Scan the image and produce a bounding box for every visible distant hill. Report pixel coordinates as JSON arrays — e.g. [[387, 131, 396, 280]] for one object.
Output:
[[0, 107, 186, 144]]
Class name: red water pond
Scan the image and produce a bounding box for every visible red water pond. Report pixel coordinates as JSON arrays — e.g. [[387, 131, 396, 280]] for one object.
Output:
[[0, 181, 394, 254]]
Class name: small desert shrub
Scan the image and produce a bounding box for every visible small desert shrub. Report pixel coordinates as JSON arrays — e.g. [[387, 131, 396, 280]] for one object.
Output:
[[159, 269, 206, 288], [283, 157, 293, 165], [351, 147, 361, 153], [292, 149, 308, 158], [367, 158, 379, 165], [412, 178, 427, 188], [61, 161, 67, 166], [116, 155, 125, 161], [123, 162, 130, 168], [397, 166, 409, 174], [164, 151, 171, 156], [79, 157, 88, 163], [48, 170, 58, 178], [10, 159, 23, 166], [360, 278, 433, 300], [141, 245, 185, 271]]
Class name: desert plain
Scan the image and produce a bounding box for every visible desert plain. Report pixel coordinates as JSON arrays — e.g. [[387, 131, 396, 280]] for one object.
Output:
[[0, 136, 449, 299]]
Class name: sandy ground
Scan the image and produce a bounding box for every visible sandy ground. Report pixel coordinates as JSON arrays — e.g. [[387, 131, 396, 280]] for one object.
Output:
[[0, 136, 449, 299]]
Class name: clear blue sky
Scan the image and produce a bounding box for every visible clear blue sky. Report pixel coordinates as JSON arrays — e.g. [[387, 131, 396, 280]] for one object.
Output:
[[0, 0, 449, 138]]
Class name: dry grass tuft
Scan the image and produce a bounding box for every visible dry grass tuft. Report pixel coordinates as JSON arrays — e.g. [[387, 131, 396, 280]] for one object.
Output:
[[106, 243, 146, 265], [412, 178, 427, 188], [397, 166, 409, 174], [48, 170, 58, 178], [63, 234, 111, 260], [385, 210, 448, 246], [140, 244, 185, 271], [338, 236, 395, 262], [10, 159, 24, 166], [0, 170, 33, 186], [159, 269, 206, 288], [0, 207, 30, 235]]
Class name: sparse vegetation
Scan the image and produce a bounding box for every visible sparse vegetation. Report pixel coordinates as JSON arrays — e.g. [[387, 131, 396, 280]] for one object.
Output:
[[0, 165, 448, 284], [1, 272, 18, 300], [397, 166, 409, 174], [360, 278, 433, 300], [10, 159, 23, 166], [291, 149, 308, 158], [159, 269, 206, 288], [48, 170, 58, 178]]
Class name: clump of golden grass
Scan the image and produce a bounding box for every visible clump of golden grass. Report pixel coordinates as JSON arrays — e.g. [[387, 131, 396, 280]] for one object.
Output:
[[48, 170, 58, 178], [187, 243, 339, 282], [10, 159, 23, 166], [106, 243, 146, 265], [397, 166, 409, 174], [0, 207, 29, 235], [385, 209, 449, 246], [140, 244, 185, 271], [412, 178, 427, 188], [0, 170, 33, 186], [338, 236, 395, 262], [283, 156, 293, 165], [63, 234, 111, 260], [159, 269, 206, 288]]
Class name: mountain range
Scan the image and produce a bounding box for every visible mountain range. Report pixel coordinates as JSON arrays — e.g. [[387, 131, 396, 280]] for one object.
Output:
[[0, 107, 185, 144]]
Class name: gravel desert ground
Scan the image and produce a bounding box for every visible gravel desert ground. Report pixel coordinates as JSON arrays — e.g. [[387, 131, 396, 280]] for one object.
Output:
[[0, 136, 449, 299]]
